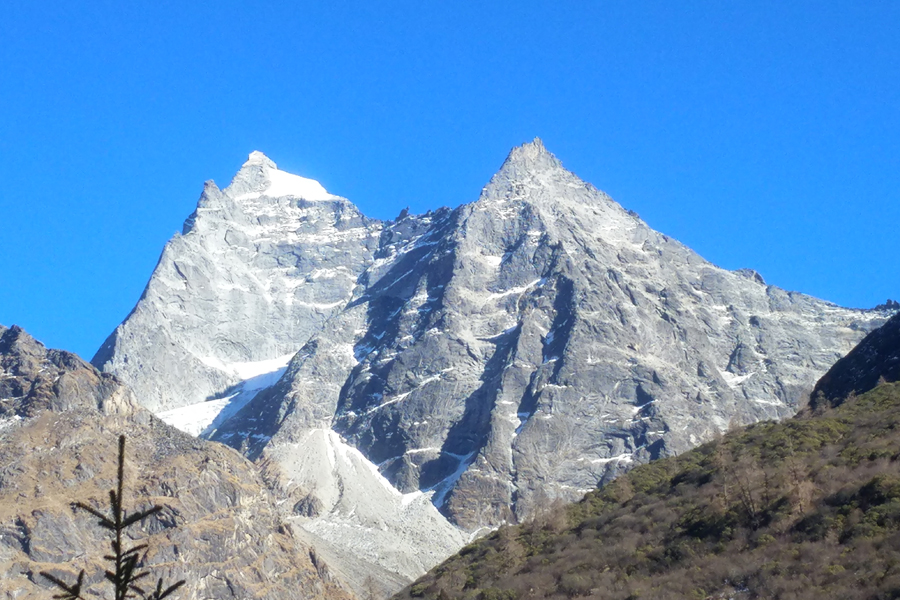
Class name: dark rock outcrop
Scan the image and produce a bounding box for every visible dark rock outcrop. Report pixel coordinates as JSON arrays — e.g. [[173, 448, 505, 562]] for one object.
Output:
[[811, 312, 900, 408]]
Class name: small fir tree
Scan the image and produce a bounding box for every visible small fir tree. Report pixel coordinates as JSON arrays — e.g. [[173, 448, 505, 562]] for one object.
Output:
[[41, 435, 185, 600]]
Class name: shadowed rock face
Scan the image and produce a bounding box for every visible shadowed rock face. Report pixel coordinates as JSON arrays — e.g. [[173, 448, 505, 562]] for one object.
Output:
[[0, 325, 351, 600], [93, 141, 892, 583], [811, 312, 900, 408]]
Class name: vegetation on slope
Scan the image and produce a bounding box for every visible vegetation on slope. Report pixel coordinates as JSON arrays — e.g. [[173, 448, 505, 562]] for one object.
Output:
[[397, 382, 900, 600]]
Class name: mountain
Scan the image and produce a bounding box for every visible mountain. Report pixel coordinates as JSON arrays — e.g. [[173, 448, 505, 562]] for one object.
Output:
[[394, 327, 900, 599], [92, 139, 891, 587], [0, 325, 350, 600], [93, 151, 381, 415]]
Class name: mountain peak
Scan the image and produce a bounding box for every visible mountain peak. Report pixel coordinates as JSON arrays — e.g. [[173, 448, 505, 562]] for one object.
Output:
[[226, 152, 335, 202], [495, 137, 565, 182], [504, 136, 555, 163], [518, 136, 547, 155], [477, 138, 579, 206], [243, 150, 277, 169]]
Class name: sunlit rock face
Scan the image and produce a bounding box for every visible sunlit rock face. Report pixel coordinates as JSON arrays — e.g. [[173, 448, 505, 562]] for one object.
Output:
[[222, 139, 886, 530], [93, 151, 381, 414], [93, 141, 891, 589]]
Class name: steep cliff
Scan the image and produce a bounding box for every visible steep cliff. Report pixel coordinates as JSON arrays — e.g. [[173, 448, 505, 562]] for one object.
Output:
[[217, 140, 885, 528], [93, 151, 380, 414]]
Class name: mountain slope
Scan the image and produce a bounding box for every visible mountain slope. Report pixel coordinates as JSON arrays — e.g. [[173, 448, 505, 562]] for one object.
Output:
[[394, 376, 900, 599], [0, 325, 350, 600], [811, 312, 900, 409]]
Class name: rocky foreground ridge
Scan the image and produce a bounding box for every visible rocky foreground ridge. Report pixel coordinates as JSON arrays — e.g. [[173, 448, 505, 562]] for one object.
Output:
[[0, 325, 350, 600], [92, 140, 892, 589]]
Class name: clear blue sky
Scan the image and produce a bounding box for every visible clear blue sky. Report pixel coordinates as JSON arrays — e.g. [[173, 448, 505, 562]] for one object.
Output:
[[1, 1, 898, 360]]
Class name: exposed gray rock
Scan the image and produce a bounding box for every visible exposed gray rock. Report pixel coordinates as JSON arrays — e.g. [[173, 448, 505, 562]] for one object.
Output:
[[92, 151, 381, 413], [225, 139, 887, 530]]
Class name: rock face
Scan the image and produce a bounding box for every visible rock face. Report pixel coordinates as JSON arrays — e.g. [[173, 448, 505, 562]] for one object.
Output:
[[93, 151, 380, 414], [0, 325, 350, 600], [94, 140, 891, 585], [811, 311, 900, 408]]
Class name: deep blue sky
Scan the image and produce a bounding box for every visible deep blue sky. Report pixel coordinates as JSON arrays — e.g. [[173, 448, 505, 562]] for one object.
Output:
[[1, 2, 898, 360]]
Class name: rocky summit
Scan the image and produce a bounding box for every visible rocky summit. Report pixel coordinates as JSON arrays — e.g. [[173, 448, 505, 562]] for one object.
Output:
[[92, 139, 892, 589], [0, 325, 349, 600]]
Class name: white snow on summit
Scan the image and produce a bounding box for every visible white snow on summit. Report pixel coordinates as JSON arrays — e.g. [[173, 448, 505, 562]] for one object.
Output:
[[236, 151, 335, 201]]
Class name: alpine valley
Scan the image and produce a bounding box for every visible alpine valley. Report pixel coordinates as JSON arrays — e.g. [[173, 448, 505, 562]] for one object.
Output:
[[1, 140, 894, 598]]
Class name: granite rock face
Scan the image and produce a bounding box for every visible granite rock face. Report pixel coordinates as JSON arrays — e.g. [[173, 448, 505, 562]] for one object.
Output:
[[93, 151, 381, 413], [94, 141, 892, 583], [217, 140, 887, 529], [0, 325, 350, 600]]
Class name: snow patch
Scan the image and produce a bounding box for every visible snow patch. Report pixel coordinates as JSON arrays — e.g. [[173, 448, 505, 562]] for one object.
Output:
[[405, 447, 441, 455], [630, 399, 657, 415], [292, 299, 347, 310], [749, 397, 786, 407], [485, 278, 544, 301], [363, 368, 455, 415], [429, 451, 476, 508], [157, 398, 235, 437], [719, 369, 756, 388], [196, 353, 294, 380], [0, 415, 23, 431], [308, 267, 353, 280], [158, 354, 293, 435], [579, 453, 634, 465]]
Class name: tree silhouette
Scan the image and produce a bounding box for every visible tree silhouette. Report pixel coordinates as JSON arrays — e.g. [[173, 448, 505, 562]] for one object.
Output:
[[41, 435, 185, 600]]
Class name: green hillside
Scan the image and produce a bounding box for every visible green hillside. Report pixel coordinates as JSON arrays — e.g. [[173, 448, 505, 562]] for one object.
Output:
[[396, 381, 900, 600]]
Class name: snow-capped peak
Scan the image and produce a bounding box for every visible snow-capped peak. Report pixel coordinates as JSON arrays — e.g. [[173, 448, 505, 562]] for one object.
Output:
[[228, 151, 336, 201], [243, 150, 277, 169]]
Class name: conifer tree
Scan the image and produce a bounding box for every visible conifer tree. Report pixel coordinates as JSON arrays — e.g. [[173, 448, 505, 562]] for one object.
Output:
[[41, 435, 185, 600]]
